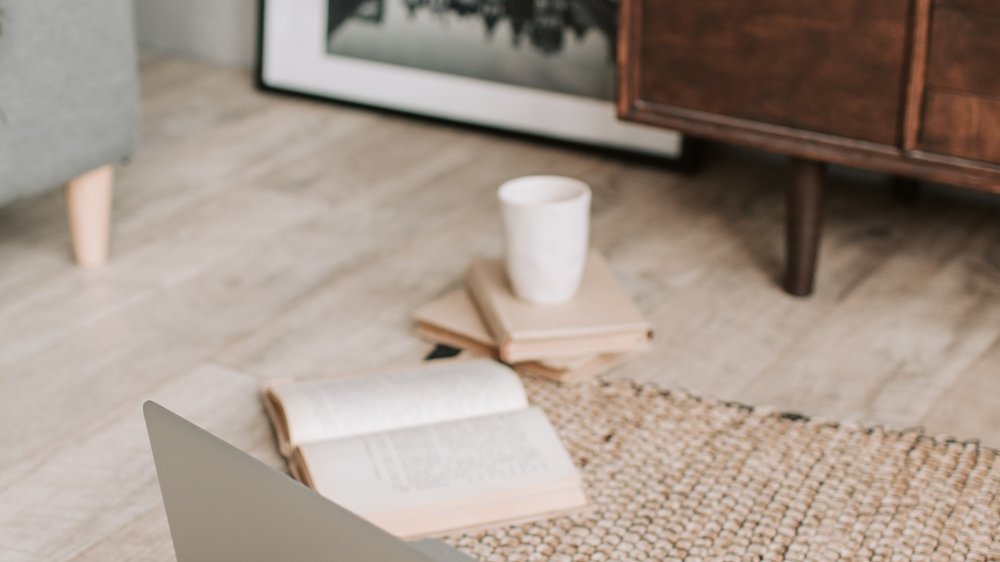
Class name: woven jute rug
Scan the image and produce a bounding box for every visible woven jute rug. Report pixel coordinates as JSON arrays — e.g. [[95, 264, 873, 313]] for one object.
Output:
[[445, 377, 1000, 561]]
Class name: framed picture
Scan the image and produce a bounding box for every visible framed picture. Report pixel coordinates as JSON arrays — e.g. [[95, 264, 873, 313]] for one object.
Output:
[[256, 0, 683, 157]]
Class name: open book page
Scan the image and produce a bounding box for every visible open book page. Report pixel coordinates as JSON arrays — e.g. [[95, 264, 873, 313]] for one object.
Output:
[[373, 486, 589, 539], [298, 407, 580, 517], [267, 359, 527, 447]]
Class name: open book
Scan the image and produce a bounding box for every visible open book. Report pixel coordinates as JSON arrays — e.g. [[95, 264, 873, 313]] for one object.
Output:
[[261, 359, 587, 539]]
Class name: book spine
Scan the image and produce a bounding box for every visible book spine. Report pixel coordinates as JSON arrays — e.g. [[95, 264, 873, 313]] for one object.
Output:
[[260, 388, 294, 458], [414, 323, 500, 359]]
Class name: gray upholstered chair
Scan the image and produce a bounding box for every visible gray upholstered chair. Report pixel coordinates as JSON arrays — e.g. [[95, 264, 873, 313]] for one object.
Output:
[[0, 0, 140, 265]]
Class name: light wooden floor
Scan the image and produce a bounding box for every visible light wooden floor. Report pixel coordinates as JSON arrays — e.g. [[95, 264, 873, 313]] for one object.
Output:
[[0, 58, 997, 560]]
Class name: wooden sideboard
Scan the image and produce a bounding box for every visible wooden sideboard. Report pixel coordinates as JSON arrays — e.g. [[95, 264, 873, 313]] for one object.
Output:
[[617, 0, 1000, 296]]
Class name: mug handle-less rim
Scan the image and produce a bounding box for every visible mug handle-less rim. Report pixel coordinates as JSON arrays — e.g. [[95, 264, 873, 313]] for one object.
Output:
[[497, 175, 591, 209]]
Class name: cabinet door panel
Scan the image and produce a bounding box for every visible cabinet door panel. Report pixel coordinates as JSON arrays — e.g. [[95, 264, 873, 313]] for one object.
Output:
[[634, 0, 911, 145], [934, 0, 1000, 16], [926, 6, 1000, 97], [919, 91, 1000, 164]]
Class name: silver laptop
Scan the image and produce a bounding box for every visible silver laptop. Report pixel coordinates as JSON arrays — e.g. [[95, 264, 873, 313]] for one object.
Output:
[[144, 401, 476, 562]]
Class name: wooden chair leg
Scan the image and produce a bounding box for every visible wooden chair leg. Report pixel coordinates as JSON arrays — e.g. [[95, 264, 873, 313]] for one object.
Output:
[[891, 176, 921, 204], [65, 165, 114, 267], [785, 158, 826, 297]]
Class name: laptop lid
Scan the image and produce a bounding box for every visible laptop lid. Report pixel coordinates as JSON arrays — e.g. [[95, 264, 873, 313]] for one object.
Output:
[[143, 401, 474, 561]]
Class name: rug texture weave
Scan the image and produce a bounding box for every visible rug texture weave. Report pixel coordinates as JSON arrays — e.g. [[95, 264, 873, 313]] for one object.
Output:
[[446, 378, 1000, 561]]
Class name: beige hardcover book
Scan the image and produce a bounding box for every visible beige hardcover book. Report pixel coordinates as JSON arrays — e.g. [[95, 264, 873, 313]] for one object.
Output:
[[466, 251, 652, 363], [413, 289, 627, 383], [261, 358, 588, 539], [412, 289, 499, 359]]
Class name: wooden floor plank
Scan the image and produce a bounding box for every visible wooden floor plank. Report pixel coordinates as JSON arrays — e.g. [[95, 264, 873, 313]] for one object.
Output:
[[0, 187, 322, 370], [0, 57, 997, 561], [737, 204, 999, 426], [0, 363, 272, 562], [0, 198, 340, 474], [921, 338, 1000, 448]]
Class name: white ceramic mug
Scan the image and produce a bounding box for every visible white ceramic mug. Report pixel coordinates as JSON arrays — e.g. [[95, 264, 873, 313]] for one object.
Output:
[[498, 175, 591, 304]]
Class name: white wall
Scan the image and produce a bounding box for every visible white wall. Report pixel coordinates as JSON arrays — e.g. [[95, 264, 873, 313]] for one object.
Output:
[[133, 0, 258, 68]]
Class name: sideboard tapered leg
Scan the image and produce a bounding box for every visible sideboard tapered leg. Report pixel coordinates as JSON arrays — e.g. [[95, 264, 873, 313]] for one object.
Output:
[[785, 159, 826, 297], [891, 176, 921, 204]]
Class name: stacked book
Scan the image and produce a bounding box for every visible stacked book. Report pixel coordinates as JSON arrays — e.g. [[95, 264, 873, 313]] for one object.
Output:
[[413, 250, 653, 382]]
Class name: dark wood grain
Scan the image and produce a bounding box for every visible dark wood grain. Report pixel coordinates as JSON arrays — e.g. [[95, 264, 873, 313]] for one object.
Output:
[[903, 0, 932, 150], [786, 159, 826, 297], [622, 100, 1000, 192], [617, 0, 1000, 294], [634, 0, 911, 145], [617, 0, 1000, 192], [926, 7, 1000, 96], [934, 0, 1000, 15], [919, 90, 1000, 163]]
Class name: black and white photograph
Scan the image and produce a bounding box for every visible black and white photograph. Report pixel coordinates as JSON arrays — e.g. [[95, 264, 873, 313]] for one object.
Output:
[[257, 0, 682, 155], [325, 0, 618, 100]]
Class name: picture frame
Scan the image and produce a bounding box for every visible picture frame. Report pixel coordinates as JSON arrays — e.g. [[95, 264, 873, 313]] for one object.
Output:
[[256, 0, 684, 158]]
